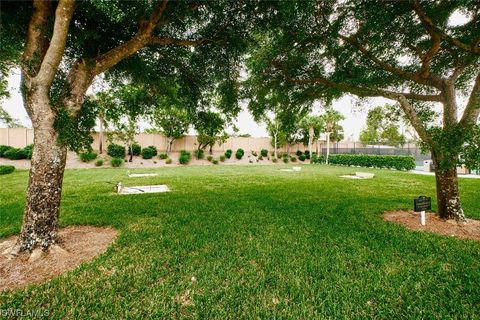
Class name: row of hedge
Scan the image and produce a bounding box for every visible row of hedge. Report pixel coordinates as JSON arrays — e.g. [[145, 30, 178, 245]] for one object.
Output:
[[312, 154, 415, 171], [0, 145, 33, 160]]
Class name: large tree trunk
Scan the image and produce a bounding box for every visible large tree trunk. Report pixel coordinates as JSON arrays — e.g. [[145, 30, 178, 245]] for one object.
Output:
[[432, 153, 466, 221], [17, 114, 67, 252]]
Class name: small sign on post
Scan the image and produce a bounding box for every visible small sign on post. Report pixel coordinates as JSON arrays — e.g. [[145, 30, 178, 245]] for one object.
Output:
[[414, 196, 431, 226]]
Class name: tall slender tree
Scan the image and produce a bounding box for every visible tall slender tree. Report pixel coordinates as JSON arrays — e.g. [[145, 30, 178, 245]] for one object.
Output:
[[299, 115, 324, 157]]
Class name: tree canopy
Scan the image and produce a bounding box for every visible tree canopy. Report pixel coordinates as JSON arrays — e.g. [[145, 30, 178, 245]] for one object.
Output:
[[246, 0, 479, 154], [245, 0, 479, 220]]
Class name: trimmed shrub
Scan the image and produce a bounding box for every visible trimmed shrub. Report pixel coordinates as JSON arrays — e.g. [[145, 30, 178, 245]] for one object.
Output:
[[147, 146, 158, 156], [79, 151, 97, 162], [110, 157, 123, 167], [296, 150, 303, 157], [235, 148, 245, 160], [3, 148, 27, 160], [212, 159, 219, 165], [312, 154, 415, 170], [290, 156, 297, 162], [272, 158, 278, 163], [129, 143, 141, 156], [166, 158, 173, 164], [141, 147, 155, 159], [0, 165, 15, 175], [159, 153, 168, 160], [220, 155, 226, 162], [23, 144, 34, 159], [261, 149, 268, 157], [179, 154, 190, 164], [304, 150, 310, 159], [225, 149, 232, 159], [179, 150, 191, 165], [311, 154, 325, 163], [107, 144, 126, 158], [299, 154, 306, 161], [283, 157, 289, 163], [0, 145, 13, 157], [95, 159, 104, 167], [195, 149, 205, 159], [207, 155, 213, 162]]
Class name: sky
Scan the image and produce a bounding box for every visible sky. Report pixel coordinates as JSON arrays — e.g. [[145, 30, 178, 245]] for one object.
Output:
[[2, 68, 391, 140]]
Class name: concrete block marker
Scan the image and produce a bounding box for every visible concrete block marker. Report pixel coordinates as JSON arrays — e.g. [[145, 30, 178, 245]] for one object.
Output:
[[340, 172, 375, 179], [117, 185, 170, 194], [127, 173, 159, 177], [280, 167, 302, 172]]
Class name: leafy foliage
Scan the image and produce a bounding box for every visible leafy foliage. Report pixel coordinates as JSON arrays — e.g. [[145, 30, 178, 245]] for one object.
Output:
[[159, 153, 168, 160], [54, 102, 96, 153], [0, 145, 12, 157], [0, 106, 22, 128], [146, 146, 158, 157], [150, 105, 191, 150], [107, 144, 126, 159], [246, 0, 480, 173], [194, 149, 205, 160], [110, 158, 123, 167], [235, 148, 245, 160], [0, 165, 15, 175], [359, 106, 406, 146], [179, 150, 192, 165], [129, 143, 142, 156], [3, 147, 28, 160], [79, 151, 98, 162], [195, 111, 229, 152], [141, 147, 155, 160], [463, 126, 480, 171], [313, 154, 416, 171]]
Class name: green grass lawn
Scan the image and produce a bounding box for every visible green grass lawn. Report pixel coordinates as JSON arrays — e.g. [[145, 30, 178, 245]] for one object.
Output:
[[1, 164, 479, 319]]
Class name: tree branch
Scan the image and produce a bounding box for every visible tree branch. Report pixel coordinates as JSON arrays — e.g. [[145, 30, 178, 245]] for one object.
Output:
[[285, 74, 434, 145], [92, 0, 169, 75], [34, 0, 75, 89], [458, 72, 480, 128], [411, 0, 480, 55], [22, 0, 53, 79], [150, 37, 209, 46], [339, 34, 443, 88], [285, 75, 443, 102], [411, 0, 442, 76]]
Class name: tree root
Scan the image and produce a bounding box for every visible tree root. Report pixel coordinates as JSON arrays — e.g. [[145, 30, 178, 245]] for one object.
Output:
[[1, 243, 21, 259], [1, 243, 69, 262]]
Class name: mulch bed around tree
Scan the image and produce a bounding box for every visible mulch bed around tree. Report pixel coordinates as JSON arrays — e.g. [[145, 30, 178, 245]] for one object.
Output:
[[0, 226, 117, 292], [384, 210, 480, 241]]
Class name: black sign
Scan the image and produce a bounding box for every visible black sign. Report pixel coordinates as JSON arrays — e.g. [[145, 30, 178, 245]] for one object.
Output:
[[414, 196, 431, 212]]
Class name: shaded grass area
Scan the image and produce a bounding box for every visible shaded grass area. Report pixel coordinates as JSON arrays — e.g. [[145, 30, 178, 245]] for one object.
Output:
[[0, 165, 479, 319]]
